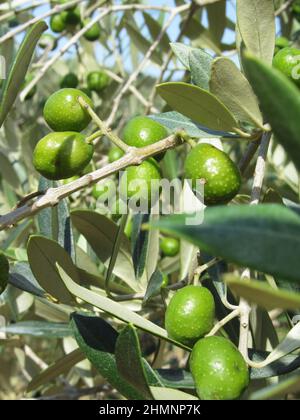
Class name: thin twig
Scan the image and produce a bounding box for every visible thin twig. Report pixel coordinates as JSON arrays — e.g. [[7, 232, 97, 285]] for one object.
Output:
[[105, 3, 190, 127], [0, 0, 82, 45], [206, 308, 240, 337], [0, 133, 184, 231], [238, 132, 272, 359]]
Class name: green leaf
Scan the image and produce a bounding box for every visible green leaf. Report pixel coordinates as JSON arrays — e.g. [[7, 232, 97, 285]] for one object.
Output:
[[71, 210, 139, 292], [27, 349, 84, 392], [182, 17, 221, 54], [149, 111, 235, 138], [0, 152, 20, 189], [170, 42, 194, 69], [250, 350, 300, 379], [0, 321, 71, 338], [236, 0, 275, 63], [0, 21, 47, 127], [115, 324, 153, 400], [260, 322, 300, 367], [157, 82, 238, 132], [209, 57, 263, 127], [143, 12, 170, 53], [71, 314, 147, 400], [189, 48, 213, 90], [9, 262, 46, 298], [125, 22, 162, 66], [37, 177, 75, 259], [225, 276, 300, 310], [243, 53, 300, 171], [149, 204, 300, 284], [57, 265, 190, 350], [131, 213, 149, 279], [27, 235, 78, 305], [206, 1, 227, 43], [145, 213, 160, 280], [250, 374, 300, 400], [143, 270, 164, 302]]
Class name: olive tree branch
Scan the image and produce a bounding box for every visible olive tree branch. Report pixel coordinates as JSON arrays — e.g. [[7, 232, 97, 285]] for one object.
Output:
[[105, 3, 191, 127], [0, 0, 83, 44], [0, 133, 184, 231], [206, 308, 240, 337], [238, 131, 272, 361]]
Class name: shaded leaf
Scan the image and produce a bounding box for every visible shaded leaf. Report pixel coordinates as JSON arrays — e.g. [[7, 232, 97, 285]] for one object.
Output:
[[57, 265, 189, 350], [9, 262, 45, 297], [225, 275, 300, 310], [71, 211, 139, 292], [27, 236, 78, 305], [71, 314, 146, 400], [157, 82, 238, 132], [125, 22, 162, 65], [209, 57, 263, 127], [243, 53, 300, 171], [149, 111, 237, 139], [189, 48, 213, 90], [149, 204, 300, 284], [250, 374, 300, 400], [27, 349, 84, 392], [143, 270, 164, 303], [115, 324, 153, 399], [0, 321, 71, 338], [0, 21, 47, 127]]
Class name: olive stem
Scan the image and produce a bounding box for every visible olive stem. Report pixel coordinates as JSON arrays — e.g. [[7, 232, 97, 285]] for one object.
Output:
[[77, 96, 130, 152], [238, 131, 272, 360], [86, 130, 103, 144], [206, 308, 240, 337]]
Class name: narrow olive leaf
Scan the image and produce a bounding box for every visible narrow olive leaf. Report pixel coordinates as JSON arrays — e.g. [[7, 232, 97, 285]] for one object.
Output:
[[105, 214, 128, 295], [149, 111, 234, 138], [131, 213, 149, 279], [236, 0, 275, 63], [0, 21, 47, 127], [261, 322, 300, 367], [38, 178, 75, 259], [0, 321, 71, 339], [115, 325, 153, 400], [243, 53, 300, 171], [156, 82, 238, 132], [142, 12, 170, 53], [27, 235, 78, 305], [182, 17, 221, 54], [71, 316, 146, 400], [125, 22, 162, 65], [189, 49, 213, 90], [150, 387, 197, 400], [9, 262, 45, 297], [27, 349, 84, 392], [170, 42, 194, 69], [71, 210, 139, 292], [143, 270, 164, 303], [225, 276, 300, 311], [0, 152, 20, 189], [57, 265, 190, 351], [250, 350, 300, 379], [206, 1, 226, 43], [209, 57, 263, 127], [145, 214, 160, 280], [149, 204, 300, 283], [250, 374, 300, 400]]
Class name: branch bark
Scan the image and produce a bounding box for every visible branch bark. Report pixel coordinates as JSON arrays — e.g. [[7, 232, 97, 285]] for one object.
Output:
[[0, 133, 184, 231]]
